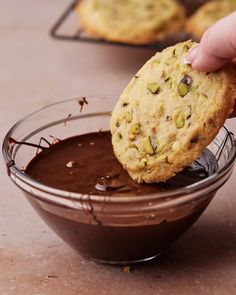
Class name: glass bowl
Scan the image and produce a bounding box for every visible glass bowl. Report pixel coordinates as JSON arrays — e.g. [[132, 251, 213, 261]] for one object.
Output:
[[2, 96, 236, 265]]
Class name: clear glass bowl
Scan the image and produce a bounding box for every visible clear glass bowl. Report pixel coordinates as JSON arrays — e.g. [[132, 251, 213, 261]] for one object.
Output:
[[2, 96, 236, 265]]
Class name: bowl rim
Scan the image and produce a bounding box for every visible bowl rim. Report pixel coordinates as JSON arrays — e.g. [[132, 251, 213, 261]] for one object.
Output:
[[2, 96, 236, 204]]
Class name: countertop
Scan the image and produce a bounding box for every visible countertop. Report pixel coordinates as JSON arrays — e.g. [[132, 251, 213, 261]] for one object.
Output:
[[1, 1, 236, 294]]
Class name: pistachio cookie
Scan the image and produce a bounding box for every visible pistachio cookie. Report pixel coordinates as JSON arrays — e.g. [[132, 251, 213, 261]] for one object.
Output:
[[110, 40, 236, 183], [186, 0, 236, 39], [76, 0, 185, 45]]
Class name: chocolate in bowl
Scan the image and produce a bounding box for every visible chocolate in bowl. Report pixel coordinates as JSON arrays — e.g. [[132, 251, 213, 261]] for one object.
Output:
[[2, 96, 236, 264]]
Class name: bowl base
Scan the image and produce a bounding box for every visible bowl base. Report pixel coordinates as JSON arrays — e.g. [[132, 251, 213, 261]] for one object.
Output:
[[88, 252, 162, 265]]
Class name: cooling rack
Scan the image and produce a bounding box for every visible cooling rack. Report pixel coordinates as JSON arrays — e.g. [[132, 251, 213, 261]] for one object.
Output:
[[50, 0, 192, 50]]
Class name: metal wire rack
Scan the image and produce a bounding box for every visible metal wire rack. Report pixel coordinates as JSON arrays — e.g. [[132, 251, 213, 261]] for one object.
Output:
[[50, 0, 192, 50], [214, 127, 235, 163]]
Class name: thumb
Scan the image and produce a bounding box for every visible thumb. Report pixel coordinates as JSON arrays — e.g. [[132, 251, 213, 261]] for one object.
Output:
[[187, 11, 236, 72]]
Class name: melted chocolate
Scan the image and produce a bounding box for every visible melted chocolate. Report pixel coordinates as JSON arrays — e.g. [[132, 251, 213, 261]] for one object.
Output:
[[25, 131, 218, 195], [24, 131, 218, 263]]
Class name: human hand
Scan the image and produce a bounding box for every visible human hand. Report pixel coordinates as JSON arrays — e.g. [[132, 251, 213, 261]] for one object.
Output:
[[186, 11, 236, 117], [186, 11, 236, 72]]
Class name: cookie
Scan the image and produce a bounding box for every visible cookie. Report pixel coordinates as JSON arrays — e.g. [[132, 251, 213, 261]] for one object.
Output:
[[110, 40, 236, 183], [76, 0, 186, 45], [186, 0, 236, 39]]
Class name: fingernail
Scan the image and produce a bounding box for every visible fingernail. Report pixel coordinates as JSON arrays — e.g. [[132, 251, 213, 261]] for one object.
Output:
[[186, 46, 199, 64], [183, 57, 192, 65]]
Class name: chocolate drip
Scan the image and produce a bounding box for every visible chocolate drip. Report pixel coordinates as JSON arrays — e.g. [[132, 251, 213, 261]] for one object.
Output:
[[6, 160, 15, 176], [78, 97, 88, 113], [8, 137, 49, 151], [64, 114, 72, 126]]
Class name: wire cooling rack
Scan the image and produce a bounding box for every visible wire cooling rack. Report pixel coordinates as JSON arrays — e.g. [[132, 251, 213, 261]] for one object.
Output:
[[50, 0, 193, 50]]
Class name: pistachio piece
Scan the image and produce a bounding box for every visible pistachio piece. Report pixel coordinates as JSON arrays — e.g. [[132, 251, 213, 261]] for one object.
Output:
[[117, 132, 123, 140], [165, 77, 172, 89], [186, 105, 192, 119], [150, 136, 158, 150], [128, 143, 138, 150], [147, 82, 160, 94], [129, 123, 140, 139], [161, 71, 167, 79], [178, 83, 189, 97], [199, 93, 208, 103], [172, 141, 181, 152], [141, 136, 155, 155], [191, 84, 199, 93], [116, 121, 120, 127], [167, 133, 176, 144], [175, 45, 189, 56], [175, 113, 185, 129], [158, 103, 164, 116], [164, 76, 170, 82], [182, 44, 190, 53], [137, 158, 147, 169], [178, 75, 192, 97], [124, 111, 132, 122]]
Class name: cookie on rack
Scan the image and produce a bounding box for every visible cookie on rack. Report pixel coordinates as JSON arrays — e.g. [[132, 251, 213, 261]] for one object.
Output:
[[110, 40, 236, 183], [186, 0, 236, 39], [76, 0, 186, 45]]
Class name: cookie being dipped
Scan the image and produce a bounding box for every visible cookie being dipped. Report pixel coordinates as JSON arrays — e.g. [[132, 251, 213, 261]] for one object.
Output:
[[110, 41, 236, 183]]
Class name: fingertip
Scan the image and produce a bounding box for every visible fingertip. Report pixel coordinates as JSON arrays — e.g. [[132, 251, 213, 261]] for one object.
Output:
[[191, 55, 227, 72], [186, 46, 199, 64]]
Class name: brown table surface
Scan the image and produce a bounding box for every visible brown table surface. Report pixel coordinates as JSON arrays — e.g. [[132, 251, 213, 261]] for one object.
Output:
[[1, 1, 236, 294]]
